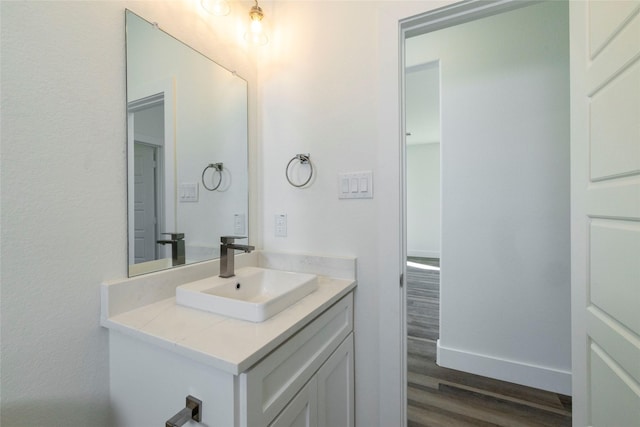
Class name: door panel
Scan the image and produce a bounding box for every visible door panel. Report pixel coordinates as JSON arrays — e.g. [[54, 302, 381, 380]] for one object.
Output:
[[587, 6, 640, 93], [590, 344, 640, 427], [587, 178, 640, 218], [571, 1, 640, 425], [590, 61, 640, 179], [589, 1, 640, 57], [587, 309, 640, 384], [590, 221, 640, 334]]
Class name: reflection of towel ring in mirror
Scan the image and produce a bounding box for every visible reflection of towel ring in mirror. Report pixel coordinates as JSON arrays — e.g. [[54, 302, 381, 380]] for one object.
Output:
[[286, 154, 313, 188], [202, 162, 224, 191]]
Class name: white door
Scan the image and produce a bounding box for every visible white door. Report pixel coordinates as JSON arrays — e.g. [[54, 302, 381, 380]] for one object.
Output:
[[570, 1, 640, 426], [133, 142, 158, 263]]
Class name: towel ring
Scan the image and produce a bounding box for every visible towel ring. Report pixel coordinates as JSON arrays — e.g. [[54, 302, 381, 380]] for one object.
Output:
[[202, 162, 223, 191], [286, 154, 313, 188]]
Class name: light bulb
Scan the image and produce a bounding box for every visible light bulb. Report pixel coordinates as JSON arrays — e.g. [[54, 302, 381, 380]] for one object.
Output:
[[250, 19, 262, 33], [201, 0, 230, 16], [244, 1, 268, 45]]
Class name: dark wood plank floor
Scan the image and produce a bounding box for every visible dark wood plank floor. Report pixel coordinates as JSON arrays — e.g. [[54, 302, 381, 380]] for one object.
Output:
[[406, 258, 572, 427]]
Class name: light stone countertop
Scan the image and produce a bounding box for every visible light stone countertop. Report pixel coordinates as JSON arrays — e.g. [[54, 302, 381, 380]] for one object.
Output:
[[101, 251, 357, 375]]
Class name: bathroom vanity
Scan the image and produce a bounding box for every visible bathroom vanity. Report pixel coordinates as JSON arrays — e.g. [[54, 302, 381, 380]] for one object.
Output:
[[101, 252, 356, 427]]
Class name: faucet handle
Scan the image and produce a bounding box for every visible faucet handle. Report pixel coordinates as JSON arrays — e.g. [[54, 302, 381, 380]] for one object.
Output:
[[162, 232, 184, 240], [221, 235, 247, 243]]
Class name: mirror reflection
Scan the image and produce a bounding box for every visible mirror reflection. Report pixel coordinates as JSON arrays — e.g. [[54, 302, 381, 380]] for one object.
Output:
[[126, 10, 249, 277]]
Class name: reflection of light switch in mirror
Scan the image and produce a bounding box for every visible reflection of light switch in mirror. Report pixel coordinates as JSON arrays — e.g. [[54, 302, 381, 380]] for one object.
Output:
[[179, 183, 199, 202], [234, 214, 246, 235]]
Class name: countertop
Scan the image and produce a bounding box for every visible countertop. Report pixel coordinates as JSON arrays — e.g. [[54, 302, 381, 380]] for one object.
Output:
[[101, 251, 357, 375]]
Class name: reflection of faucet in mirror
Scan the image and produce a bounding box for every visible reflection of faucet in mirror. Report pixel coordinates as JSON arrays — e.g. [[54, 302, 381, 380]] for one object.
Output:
[[157, 233, 186, 266], [219, 236, 254, 278]]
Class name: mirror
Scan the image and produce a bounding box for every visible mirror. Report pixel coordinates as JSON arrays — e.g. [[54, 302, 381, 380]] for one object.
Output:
[[126, 10, 249, 277]]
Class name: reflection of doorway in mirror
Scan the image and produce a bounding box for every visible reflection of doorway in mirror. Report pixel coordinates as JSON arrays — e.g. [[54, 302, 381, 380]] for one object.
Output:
[[133, 142, 158, 263], [128, 97, 168, 263]]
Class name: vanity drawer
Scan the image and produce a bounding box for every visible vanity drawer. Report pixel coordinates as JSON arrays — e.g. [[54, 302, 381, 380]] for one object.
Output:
[[240, 293, 353, 427]]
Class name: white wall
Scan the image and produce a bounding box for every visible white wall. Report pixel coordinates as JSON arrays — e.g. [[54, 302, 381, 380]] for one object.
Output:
[[407, 1, 571, 393], [257, 1, 452, 425], [258, 5, 381, 424], [0, 2, 257, 426], [407, 143, 441, 258]]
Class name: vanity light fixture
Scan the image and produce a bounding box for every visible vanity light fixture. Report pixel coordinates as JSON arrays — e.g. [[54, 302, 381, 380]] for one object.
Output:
[[201, 0, 230, 16], [244, 0, 268, 45]]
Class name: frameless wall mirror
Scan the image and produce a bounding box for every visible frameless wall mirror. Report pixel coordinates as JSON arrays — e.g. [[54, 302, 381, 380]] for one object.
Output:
[[126, 10, 249, 277]]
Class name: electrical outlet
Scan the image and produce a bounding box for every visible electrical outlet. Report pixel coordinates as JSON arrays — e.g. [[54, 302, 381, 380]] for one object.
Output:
[[234, 214, 245, 235], [275, 214, 287, 237]]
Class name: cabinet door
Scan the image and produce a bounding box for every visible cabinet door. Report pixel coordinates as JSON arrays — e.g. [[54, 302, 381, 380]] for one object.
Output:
[[242, 295, 353, 427], [269, 377, 318, 427], [317, 333, 354, 427]]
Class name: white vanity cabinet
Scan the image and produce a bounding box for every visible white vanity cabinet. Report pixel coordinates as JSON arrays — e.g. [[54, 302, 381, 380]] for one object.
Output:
[[108, 292, 354, 427]]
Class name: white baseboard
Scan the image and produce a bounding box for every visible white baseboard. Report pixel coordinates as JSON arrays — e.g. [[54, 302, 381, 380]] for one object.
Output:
[[436, 340, 571, 395], [407, 250, 440, 259]]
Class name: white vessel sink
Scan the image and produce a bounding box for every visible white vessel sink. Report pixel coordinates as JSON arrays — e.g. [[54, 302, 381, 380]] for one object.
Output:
[[176, 267, 318, 322]]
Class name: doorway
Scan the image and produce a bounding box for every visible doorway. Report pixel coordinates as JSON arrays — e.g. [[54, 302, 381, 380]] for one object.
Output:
[[402, 1, 572, 425]]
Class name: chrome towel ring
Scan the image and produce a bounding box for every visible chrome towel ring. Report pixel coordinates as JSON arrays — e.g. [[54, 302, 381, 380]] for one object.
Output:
[[286, 154, 313, 188], [202, 162, 224, 191]]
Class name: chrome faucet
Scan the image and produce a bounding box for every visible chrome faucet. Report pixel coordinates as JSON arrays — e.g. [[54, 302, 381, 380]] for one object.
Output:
[[219, 236, 254, 278], [157, 232, 186, 266]]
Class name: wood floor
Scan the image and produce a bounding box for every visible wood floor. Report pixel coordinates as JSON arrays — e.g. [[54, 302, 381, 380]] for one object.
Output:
[[406, 258, 572, 427]]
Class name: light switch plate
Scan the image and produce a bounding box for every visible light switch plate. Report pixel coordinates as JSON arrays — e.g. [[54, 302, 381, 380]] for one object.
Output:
[[179, 183, 199, 202], [338, 171, 373, 199]]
